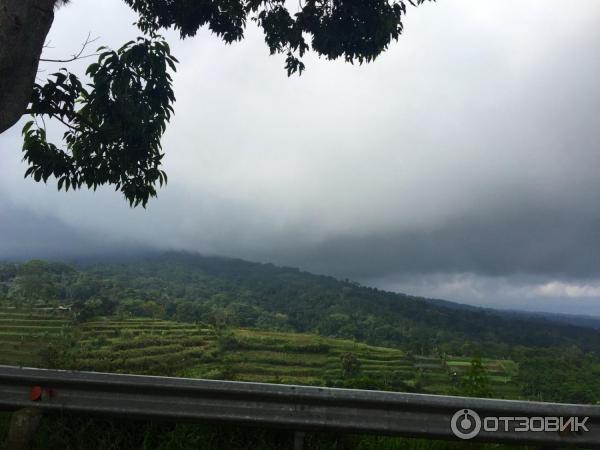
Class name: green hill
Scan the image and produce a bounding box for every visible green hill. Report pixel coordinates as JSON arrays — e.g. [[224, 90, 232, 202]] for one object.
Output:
[[1, 253, 599, 404], [4, 253, 600, 355]]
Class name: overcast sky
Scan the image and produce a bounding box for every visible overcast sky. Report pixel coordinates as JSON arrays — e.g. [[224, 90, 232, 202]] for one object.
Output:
[[1, 0, 600, 315]]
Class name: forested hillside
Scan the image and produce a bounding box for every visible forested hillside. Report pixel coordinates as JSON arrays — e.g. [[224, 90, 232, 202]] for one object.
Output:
[[1, 252, 600, 357], [2, 253, 600, 449]]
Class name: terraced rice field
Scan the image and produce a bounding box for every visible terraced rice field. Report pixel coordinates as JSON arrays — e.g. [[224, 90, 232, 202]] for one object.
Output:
[[0, 307, 71, 367], [0, 309, 520, 398], [74, 317, 215, 375], [183, 328, 412, 386]]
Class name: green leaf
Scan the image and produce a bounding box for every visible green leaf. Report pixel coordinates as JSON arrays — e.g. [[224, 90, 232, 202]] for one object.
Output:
[[22, 121, 35, 135]]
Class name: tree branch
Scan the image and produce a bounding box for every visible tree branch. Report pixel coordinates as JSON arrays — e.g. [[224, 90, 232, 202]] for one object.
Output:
[[25, 107, 99, 132], [40, 32, 99, 63]]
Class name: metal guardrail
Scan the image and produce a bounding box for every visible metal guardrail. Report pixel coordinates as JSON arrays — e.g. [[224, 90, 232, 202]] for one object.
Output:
[[1, 365, 599, 447]]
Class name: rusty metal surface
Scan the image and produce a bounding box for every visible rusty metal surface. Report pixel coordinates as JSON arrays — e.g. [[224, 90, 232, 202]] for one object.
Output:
[[0, 365, 599, 446]]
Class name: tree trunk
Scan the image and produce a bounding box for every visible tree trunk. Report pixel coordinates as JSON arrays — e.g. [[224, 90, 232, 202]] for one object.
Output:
[[0, 0, 56, 134]]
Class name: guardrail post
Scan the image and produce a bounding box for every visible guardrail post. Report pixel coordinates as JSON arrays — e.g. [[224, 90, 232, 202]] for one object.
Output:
[[5, 408, 42, 450], [293, 431, 306, 450]]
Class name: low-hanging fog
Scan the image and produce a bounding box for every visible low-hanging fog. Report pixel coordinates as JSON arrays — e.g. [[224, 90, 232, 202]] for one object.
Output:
[[1, 0, 599, 315]]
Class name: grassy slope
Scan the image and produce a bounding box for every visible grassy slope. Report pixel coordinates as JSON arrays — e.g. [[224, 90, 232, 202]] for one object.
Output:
[[0, 309, 519, 399], [0, 307, 71, 367]]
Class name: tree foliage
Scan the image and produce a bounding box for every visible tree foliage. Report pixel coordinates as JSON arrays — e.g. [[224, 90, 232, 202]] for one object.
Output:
[[340, 351, 361, 378], [458, 358, 492, 398], [124, 0, 430, 76], [23, 36, 176, 206], [16, 0, 431, 206]]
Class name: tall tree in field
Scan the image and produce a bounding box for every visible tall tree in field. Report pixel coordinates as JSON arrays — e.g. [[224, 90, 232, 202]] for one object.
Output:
[[459, 357, 493, 398], [0, 0, 431, 206]]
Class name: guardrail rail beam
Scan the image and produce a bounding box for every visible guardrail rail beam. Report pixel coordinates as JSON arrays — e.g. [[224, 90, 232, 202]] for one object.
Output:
[[1, 365, 599, 447]]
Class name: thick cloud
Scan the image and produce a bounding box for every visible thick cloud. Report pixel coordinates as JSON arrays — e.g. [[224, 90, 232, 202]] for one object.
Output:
[[0, 199, 150, 262], [262, 202, 600, 280], [1, 0, 600, 315]]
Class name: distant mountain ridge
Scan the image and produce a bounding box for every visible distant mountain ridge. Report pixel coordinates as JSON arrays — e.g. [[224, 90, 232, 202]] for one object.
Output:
[[497, 310, 600, 331], [422, 297, 600, 331]]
